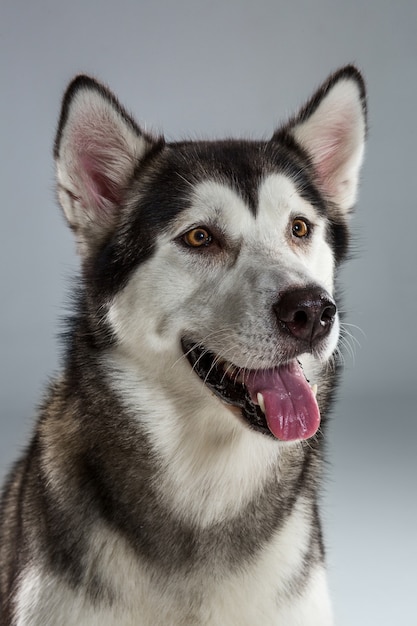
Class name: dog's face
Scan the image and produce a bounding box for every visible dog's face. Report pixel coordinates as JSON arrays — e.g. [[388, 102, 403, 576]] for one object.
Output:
[[54, 68, 366, 442]]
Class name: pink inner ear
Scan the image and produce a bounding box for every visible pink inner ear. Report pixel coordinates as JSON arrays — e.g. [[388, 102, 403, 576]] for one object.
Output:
[[80, 152, 121, 214], [312, 123, 349, 182]]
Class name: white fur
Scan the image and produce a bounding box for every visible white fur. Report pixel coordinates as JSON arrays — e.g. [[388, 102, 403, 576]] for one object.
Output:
[[104, 349, 282, 527], [15, 499, 332, 625]]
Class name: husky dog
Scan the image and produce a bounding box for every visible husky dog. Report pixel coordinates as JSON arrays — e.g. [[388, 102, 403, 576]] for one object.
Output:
[[0, 66, 366, 625]]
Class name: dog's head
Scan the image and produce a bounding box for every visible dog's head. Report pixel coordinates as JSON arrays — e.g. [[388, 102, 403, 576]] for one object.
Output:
[[55, 67, 366, 442]]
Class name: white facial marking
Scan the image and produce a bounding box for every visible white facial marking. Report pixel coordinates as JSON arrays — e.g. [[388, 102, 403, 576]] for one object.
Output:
[[107, 172, 339, 380], [104, 173, 340, 525]]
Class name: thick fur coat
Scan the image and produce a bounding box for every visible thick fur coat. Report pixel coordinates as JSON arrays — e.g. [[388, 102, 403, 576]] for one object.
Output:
[[0, 66, 366, 625]]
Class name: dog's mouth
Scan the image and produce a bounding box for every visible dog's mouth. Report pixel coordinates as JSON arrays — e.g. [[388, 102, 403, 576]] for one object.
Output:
[[181, 339, 320, 441]]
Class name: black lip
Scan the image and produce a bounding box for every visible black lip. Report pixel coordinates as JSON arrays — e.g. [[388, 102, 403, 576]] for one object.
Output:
[[181, 338, 272, 437]]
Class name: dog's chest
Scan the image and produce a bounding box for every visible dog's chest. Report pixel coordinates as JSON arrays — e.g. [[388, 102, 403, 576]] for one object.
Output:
[[17, 497, 327, 626]]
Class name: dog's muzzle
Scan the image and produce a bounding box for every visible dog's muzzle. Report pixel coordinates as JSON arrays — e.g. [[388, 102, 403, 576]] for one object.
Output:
[[181, 286, 337, 442]]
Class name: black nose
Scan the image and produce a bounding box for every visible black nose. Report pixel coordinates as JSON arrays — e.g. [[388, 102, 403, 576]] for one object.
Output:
[[275, 287, 337, 345]]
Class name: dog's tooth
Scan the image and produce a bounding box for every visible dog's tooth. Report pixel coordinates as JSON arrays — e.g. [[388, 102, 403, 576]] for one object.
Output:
[[257, 392, 266, 414], [311, 384, 318, 397]]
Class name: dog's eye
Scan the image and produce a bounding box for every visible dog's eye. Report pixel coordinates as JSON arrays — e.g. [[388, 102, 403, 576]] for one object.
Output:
[[183, 228, 213, 248], [292, 218, 310, 239]]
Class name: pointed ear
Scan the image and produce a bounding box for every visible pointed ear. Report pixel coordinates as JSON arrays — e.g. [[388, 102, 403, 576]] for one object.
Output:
[[277, 66, 367, 214], [54, 76, 163, 256]]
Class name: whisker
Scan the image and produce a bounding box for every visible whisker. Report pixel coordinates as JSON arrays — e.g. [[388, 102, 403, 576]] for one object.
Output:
[[170, 327, 235, 370], [340, 322, 367, 338], [203, 345, 240, 386], [220, 361, 238, 385], [338, 335, 356, 361], [340, 324, 363, 349]]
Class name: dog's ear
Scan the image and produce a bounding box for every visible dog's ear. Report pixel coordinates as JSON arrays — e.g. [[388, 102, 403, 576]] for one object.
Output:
[[54, 76, 163, 256], [275, 66, 367, 214]]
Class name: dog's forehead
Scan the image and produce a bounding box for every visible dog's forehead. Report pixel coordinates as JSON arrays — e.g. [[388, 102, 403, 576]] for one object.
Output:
[[172, 173, 318, 239]]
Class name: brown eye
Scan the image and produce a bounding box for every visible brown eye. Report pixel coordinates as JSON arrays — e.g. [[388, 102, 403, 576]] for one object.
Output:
[[292, 218, 310, 239], [183, 227, 213, 248]]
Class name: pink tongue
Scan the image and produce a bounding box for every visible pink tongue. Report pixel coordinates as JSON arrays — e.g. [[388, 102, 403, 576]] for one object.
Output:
[[245, 361, 320, 441]]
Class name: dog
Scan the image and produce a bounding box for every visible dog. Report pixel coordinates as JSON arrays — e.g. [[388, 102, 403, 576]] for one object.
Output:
[[0, 66, 366, 625]]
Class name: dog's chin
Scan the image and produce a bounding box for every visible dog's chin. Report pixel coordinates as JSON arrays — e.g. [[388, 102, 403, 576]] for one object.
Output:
[[181, 338, 320, 441]]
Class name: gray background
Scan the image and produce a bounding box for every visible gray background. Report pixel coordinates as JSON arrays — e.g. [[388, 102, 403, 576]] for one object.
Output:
[[1, 1, 416, 624]]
